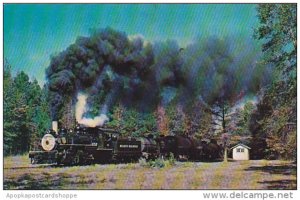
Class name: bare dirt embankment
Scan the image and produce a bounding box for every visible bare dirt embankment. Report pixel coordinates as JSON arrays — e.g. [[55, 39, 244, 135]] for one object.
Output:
[[3, 155, 296, 190]]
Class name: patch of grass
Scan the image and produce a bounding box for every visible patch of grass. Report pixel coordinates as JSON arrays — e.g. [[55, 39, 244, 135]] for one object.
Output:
[[190, 162, 212, 189], [131, 168, 147, 189], [180, 162, 194, 168], [4, 154, 31, 171], [93, 173, 110, 189], [170, 169, 185, 188], [208, 162, 234, 189], [114, 169, 131, 189], [138, 158, 148, 167], [4, 157, 297, 189], [152, 168, 168, 189], [226, 162, 248, 189]]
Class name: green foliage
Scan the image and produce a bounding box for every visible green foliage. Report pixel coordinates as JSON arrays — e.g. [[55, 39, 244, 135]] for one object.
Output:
[[139, 153, 176, 168], [188, 102, 212, 138], [210, 101, 230, 135], [167, 152, 176, 166], [3, 60, 16, 155], [166, 104, 186, 135], [261, 98, 296, 160], [138, 158, 148, 167], [254, 4, 296, 78], [252, 4, 297, 160], [120, 108, 139, 136], [3, 60, 51, 156], [107, 104, 124, 130], [138, 157, 165, 168], [107, 101, 210, 138], [232, 102, 256, 135], [107, 106, 158, 137], [149, 158, 165, 168]]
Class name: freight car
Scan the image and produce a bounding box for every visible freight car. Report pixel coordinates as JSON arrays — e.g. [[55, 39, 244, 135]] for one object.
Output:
[[157, 135, 223, 161], [29, 122, 223, 165]]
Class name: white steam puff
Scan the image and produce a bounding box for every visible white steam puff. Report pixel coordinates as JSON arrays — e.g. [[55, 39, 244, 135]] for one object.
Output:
[[75, 93, 109, 127]]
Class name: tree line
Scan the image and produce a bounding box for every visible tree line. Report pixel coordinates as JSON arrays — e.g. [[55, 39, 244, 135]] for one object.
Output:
[[3, 60, 51, 155]]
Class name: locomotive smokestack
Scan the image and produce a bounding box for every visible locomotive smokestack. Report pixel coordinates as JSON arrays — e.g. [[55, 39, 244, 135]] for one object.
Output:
[[52, 121, 58, 135]]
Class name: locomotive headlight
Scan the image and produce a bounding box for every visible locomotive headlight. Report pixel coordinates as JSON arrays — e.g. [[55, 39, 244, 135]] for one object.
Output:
[[41, 134, 56, 151]]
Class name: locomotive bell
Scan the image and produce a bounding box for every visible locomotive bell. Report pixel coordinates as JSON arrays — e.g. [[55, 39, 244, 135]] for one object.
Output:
[[41, 134, 56, 151]]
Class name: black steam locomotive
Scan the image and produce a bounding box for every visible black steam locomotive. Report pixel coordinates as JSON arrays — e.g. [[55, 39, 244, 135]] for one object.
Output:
[[29, 124, 223, 165]]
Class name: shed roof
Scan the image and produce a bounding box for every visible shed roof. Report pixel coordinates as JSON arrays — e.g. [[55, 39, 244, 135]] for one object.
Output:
[[230, 143, 251, 150]]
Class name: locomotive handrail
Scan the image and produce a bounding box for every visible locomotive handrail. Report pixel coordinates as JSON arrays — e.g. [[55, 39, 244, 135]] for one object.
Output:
[[59, 144, 98, 147], [29, 150, 58, 154]]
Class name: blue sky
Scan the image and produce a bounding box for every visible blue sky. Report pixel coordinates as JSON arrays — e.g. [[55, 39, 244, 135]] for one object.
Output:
[[4, 4, 259, 85]]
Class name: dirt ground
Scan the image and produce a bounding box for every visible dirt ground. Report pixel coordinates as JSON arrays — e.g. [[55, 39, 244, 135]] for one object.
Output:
[[3, 155, 296, 190]]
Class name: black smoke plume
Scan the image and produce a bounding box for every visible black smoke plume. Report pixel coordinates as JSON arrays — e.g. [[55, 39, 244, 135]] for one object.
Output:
[[46, 27, 154, 121], [46, 27, 271, 126]]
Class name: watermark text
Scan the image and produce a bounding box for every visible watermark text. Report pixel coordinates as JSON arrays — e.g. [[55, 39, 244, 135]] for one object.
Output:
[[6, 192, 77, 199]]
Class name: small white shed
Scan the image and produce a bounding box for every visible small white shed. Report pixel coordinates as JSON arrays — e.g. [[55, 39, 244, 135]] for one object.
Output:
[[231, 143, 251, 160]]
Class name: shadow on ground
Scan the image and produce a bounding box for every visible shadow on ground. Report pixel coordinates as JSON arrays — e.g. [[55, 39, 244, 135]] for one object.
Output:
[[4, 172, 97, 190], [257, 180, 297, 189], [4, 172, 63, 189], [245, 162, 296, 189]]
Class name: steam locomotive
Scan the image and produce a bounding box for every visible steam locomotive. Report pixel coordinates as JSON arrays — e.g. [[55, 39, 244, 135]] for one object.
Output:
[[29, 122, 223, 165]]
